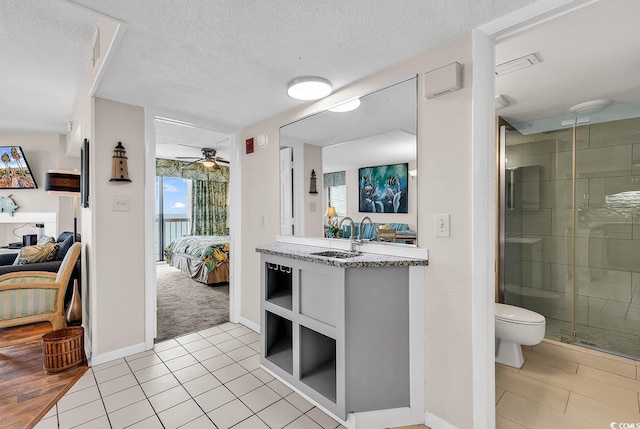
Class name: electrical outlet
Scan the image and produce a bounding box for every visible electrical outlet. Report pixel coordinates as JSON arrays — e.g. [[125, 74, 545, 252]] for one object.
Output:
[[435, 213, 450, 237]]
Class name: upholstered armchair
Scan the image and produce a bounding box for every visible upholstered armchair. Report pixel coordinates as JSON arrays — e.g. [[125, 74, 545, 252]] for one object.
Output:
[[0, 242, 81, 332]]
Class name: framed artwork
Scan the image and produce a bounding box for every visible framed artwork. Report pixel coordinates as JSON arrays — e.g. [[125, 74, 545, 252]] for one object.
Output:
[[0, 146, 38, 189], [81, 139, 90, 208], [358, 162, 408, 213]]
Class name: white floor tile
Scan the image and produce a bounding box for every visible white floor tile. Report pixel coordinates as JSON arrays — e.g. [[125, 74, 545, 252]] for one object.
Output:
[[67, 370, 96, 393], [225, 372, 263, 397], [98, 373, 139, 397], [257, 398, 303, 429], [215, 338, 244, 353], [237, 332, 260, 345], [252, 367, 275, 384], [57, 384, 101, 413], [108, 399, 155, 429], [206, 331, 234, 345], [93, 362, 131, 383], [74, 415, 112, 429], [240, 384, 280, 413], [231, 415, 270, 429], [33, 416, 57, 429], [284, 414, 324, 429], [164, 353, 199, 372], [134, 362, 171, 383], [140, 373, 180, 397], [183, 373, 222, 397], [175, 332, 203, 345], [103, 385, 147, 413], [267, 378, 293, 397], [172, 362, 209, 384], [127, 353, 163, 371], [238, 354, 261, 371], [192, 345, 224, 361], [153, 339, 180, 352], [198, 326, 224, 338], [213, 362, 248, 383], [184, 338, 213, 353], [207, 399, 254, 429], [194, 385, 236, 412], [226, 345, 256, 362], [156, 345, 189, 362], [180, 414, 217, 428], [201, 353, 234, 372], [158, 399, 205, 429], [148, 385, 191, 413], [306, 407, 341, 429], [285, 391, 314, 412], [127, 414, 164, 429], [58, 399, 106, 428]]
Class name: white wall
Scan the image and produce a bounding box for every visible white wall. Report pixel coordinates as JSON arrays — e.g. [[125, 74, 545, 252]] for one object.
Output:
[[239, 34, 476, 427], [90, 97, 146, 360], [303, 143, 323, 237]]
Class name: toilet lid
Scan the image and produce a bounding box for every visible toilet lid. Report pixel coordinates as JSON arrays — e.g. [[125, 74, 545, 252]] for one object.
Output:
[[495, 303, 545, 325]]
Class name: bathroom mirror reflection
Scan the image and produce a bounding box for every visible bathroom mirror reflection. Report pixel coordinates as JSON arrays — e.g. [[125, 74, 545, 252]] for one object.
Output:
[[279, 76, 418, 245]]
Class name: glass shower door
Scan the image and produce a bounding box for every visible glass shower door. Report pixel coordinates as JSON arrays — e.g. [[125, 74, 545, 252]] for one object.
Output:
[[574, 116, 640, 357]]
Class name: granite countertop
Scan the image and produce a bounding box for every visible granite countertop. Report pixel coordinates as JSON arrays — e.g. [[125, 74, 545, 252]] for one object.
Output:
[[256, 242, 428, 268]]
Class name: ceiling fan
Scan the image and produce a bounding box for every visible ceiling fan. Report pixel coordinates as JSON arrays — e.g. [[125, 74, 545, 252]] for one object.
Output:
[[177, 148, 229, 169]]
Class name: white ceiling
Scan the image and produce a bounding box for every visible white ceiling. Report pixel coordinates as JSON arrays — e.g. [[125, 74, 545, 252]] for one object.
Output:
[[1, 0, 538, 141], [2, 0, 639, 158]]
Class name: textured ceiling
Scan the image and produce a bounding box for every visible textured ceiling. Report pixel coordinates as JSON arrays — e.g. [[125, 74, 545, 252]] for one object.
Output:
[[1, 0, 539, 138]]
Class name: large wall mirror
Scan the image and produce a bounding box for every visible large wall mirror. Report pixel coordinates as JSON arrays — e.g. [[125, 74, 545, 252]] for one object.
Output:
[[279, 76, 418, 246]]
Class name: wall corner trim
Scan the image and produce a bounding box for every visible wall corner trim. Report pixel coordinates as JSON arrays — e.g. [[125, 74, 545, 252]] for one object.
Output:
[[89, 342, 147, 367]]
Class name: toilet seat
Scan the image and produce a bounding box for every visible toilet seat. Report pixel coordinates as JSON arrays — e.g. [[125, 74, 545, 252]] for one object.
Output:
[[495, 303, 545, 326]]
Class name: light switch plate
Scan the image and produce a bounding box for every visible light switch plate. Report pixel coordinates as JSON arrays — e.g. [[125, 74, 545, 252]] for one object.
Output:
[[113, 196, 130, 211], [435, 213, 450, 237]]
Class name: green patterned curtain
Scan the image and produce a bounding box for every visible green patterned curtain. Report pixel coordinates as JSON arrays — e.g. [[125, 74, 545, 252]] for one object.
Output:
[[191, 180, 228, 235], [156, 158, 229, 236]]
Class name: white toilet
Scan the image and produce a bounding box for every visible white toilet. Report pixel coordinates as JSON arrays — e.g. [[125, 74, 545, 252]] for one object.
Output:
[[495, 302, 546, 368]]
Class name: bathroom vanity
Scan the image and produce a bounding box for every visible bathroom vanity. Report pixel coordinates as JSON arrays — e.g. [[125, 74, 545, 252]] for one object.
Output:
[[256, 241, 428, 424]]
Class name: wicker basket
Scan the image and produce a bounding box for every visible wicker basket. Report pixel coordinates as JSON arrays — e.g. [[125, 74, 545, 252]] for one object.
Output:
[[42, 327, 84, 373]]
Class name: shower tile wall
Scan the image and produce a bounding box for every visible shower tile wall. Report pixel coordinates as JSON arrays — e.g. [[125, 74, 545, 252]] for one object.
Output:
[[504, 117, 640, 356]]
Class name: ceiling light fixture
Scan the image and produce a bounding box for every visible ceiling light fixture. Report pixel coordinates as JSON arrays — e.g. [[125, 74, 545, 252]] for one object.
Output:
[[201, 159, 216, 168], [328, 98, 361, 113], [495, 53, 541, 76], [287, 76, 332, 100], [568, 99, 613, 113]]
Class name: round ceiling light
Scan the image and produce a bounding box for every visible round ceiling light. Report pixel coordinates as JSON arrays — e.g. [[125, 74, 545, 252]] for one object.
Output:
[[568, 99, 613, 113], [287, 76, 332, 101], [328, 98, 361, 113]]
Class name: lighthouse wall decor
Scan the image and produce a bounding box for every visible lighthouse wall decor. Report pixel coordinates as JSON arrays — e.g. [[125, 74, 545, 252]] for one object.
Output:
[[110, 142, 132, 182]]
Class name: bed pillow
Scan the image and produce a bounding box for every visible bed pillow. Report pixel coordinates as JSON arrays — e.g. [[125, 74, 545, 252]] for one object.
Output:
[[13, 243, 60, 265]]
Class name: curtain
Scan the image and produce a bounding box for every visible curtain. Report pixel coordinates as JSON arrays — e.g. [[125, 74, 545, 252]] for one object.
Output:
[[191, 180, 228, 236], [323, 171, 346, 187], [156, 158, 229, 236]]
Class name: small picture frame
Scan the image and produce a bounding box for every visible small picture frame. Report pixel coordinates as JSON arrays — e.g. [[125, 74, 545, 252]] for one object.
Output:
[[81, 138, 90, 208]]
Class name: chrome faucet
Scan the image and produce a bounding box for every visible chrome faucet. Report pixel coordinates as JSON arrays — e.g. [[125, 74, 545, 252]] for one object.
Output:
[[338, 216, 359, 253], [359, 216, 372, 242]]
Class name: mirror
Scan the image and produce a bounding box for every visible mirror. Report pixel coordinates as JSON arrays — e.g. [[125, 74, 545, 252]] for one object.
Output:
[[279, 77, 418, 245]]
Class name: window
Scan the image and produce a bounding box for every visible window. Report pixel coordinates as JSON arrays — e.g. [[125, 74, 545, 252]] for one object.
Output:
[[324, 171, 346, 216], [155, 176, 191, 261]]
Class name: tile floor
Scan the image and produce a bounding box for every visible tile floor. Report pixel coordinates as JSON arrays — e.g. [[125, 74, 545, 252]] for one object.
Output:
[[34, 322, 346, 429], [496, 340, 640, 428]]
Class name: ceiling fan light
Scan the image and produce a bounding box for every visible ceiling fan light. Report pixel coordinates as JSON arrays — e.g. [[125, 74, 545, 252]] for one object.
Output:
[[201, 160, 216, 168], [287, 76, 332, 101]]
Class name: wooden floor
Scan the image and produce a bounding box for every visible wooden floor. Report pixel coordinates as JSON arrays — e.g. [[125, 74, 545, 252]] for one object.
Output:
[[0, 323, 87, 429]]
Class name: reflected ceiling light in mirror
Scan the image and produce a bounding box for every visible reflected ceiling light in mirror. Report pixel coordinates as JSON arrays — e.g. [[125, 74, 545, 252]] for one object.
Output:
[[287, 76, 332, 100], [328, 98, 361, 113], [568, 99, 612, 114]]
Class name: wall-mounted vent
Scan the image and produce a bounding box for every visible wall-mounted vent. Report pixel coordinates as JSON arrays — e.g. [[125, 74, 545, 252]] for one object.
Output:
[[495, 53, 541, 76]]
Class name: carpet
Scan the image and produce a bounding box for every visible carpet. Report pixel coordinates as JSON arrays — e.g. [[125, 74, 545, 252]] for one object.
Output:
[[155, 263, 229, 342]]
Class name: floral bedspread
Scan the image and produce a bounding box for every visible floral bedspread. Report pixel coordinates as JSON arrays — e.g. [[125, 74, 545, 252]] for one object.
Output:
[[164, 235, 230, 272]]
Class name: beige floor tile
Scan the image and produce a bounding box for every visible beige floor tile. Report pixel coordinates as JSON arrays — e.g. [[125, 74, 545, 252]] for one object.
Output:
[[496, 392, 599, 429], [496, 388, 505, 404], [565, 392, 640, 427], [578, 364, 640, 392], [496, 364, 570, 412], [523, 348, 578, 373], [496, 362, 519, 373], [533, 341, 636, 378], [496, 415, 526, 429], [520, 359, 639, 412]]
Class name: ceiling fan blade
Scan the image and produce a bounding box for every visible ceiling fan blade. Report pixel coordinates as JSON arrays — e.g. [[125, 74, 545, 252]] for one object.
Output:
[[215, 159, 230, 164]]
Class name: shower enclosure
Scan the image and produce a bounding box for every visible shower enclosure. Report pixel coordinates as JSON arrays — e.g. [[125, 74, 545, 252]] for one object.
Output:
[[498, 102, 640, 358]]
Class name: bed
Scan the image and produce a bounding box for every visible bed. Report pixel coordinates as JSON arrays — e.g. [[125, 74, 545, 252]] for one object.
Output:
[[164, 235, 230, 285]]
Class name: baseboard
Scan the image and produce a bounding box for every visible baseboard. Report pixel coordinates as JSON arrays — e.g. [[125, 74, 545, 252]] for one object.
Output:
[[239, 316, 260, 334], [89, 341, 147, 366], [425, 411, 458, 429]]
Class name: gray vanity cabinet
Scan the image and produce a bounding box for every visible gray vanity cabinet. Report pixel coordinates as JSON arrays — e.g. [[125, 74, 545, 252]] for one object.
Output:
[[260, 253, 410, 420]]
